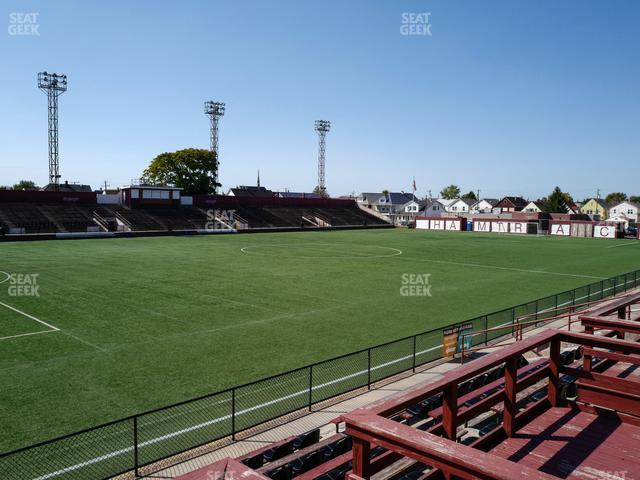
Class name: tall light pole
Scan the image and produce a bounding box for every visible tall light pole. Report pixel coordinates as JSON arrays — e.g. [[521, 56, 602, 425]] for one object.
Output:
[[204, 101, 225, 193], [314, 120, 331, 194], [38, 72, 67, 189]]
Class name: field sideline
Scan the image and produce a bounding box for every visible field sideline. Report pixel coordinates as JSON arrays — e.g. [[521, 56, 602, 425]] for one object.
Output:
[[1, 229, 639, 452]]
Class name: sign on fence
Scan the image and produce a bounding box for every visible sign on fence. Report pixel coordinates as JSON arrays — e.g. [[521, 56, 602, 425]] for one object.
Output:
[[442, 322, 473, 357]]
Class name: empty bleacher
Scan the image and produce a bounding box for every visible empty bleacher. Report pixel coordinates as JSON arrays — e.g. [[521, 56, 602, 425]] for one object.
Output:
[[0, 203, 58, 234], [0, 196, 390, 237], [140, 207, 210, 231]]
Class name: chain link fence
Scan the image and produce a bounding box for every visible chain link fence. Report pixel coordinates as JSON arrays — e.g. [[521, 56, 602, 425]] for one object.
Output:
[[1, 269, 639, 479]]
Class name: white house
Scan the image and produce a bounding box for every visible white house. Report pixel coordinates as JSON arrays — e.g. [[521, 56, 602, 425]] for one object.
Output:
[[419, 199, 445, 217], [436, 198, 456, 210], [522, 201, 545, 213], [609, 201, 639, 225], [446, 198, 475, 214], [471, 198, 499, 214]]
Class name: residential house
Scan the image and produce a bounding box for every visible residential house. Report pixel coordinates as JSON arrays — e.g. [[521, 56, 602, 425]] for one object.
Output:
[[566, 202, 581, 215], [523, 201, 545, 213], [580, 198, 610, 220], [228, 186, 275, 197], [446, 198, 475, 214], [419, 199, 445, 217], [471, 198, 499, 214], [358, 193, 388, 213], [495, 196, 528, 213], [609, 201, 639, 224], [357, 192, 414, 220], [437, 198, 456, 210]]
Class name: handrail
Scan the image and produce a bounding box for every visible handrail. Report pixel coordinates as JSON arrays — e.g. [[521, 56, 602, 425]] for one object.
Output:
[[459, 292, 637, 363]]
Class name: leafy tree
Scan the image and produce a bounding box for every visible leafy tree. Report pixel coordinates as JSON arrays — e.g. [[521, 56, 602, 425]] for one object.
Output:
[[543, 186, 570, 213], [142, 148, 220, 196], [605, 192, 627, 204], [313, 185, 329, 198], [462, 190, 477, 201], [440, 184, 460, 200], [630, 196, 640, 204], [0, 185, 11, 190], [13, 180, 38, 191]]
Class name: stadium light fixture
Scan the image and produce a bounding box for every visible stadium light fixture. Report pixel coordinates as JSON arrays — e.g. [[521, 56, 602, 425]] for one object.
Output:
[[314, 120, 331, 193], [38, 71, 68, 189], [204, 101, 225, 193]]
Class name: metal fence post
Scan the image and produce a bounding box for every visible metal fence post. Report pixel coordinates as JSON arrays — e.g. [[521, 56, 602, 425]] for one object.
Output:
[[308, 365, 313, 411], [367, 348, 372, 389], [133, 416, 140, 478], [484, 315, 488, 345], [412, 336, 417, 372], [231, 388, 236, 441]]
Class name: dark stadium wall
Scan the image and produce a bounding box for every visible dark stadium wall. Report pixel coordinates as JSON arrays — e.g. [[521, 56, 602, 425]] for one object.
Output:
[[0, 190, 97, 204], [193, 195, 357, 209]]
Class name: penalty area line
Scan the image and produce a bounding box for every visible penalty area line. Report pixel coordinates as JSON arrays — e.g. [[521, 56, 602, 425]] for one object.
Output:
[[0, 301, 105, 351], [0, 300, 60, 331]]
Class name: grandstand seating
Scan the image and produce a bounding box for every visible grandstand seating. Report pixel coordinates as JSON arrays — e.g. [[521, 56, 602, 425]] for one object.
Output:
[[0, 203, 58, 233], [0, 196, 389, 236], [179, 346, 584, 480]]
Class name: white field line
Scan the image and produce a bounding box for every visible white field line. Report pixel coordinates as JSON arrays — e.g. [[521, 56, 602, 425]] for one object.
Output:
[[240, 244, 403, 259], [31, 343, 441, 480], [400, 257, 606, 280], [0, 330, 58, 341], [0, 301, 60, 332], [28, 279, 638, 480], [0, 301, 105, 351], [607, 241, 640, 249], [0, 301, 61, 342]]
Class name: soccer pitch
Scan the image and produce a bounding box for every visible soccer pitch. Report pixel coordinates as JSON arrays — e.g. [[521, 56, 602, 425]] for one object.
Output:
[[1, 229, 639, 453]]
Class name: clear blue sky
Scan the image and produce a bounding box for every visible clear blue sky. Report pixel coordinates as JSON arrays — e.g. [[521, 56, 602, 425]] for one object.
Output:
[[1, 0, 638, 200]]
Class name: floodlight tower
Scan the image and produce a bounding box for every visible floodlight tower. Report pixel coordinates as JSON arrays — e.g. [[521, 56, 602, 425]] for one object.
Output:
[[38, 71, 67, 188], [314, 120, 331, 193], [204, 101, 225, 193]]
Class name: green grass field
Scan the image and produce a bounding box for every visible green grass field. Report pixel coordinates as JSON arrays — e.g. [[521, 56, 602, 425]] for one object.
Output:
[[1, 229, 640, 455]]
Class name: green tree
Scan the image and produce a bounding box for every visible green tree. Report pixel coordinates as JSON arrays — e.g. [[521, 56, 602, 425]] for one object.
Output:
[[440, 184, 460, 200], [313, 185, 329, 198], [630, 196, 640, 204], [13, 180, 38, 191], [605, 192, 627, 204], [142, 149, 220, 196], [462, 190, 477, 201], [544, 186, 570, 213]]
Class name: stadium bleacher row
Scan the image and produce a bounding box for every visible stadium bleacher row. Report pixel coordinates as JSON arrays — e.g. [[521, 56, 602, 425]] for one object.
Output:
[[180, 348, 583, 480], [0, 202, 388, 235]]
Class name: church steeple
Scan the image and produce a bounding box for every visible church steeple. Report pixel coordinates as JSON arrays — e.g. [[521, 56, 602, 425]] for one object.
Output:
[[257, 169, 261, 188]]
